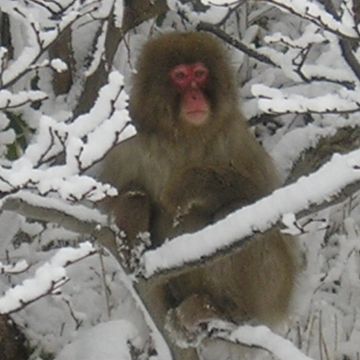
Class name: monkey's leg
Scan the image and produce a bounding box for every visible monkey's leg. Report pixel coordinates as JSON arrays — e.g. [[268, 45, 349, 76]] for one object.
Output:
[[137, 282, 200, 360], [172, 346, 200, 360], [165, 294, 224, 357]]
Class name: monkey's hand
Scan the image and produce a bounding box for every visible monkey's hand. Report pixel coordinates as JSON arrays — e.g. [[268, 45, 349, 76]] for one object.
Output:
[[165, 294, 221, 348], [103, 185, 151, 265]]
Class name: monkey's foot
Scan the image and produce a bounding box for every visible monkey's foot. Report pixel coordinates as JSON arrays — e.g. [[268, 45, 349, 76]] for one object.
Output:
[[165, 294, 220, 348]]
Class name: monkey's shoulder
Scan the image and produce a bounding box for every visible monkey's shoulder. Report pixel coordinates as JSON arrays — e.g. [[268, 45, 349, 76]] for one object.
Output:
[[99, 135, 143, 187]]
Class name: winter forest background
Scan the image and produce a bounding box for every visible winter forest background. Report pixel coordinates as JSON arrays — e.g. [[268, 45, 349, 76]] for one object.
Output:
[[0, 0, 359, 359]]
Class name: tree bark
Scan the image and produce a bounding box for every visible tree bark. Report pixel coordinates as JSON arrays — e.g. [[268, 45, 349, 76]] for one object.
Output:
[[0, 315, 28, 360]]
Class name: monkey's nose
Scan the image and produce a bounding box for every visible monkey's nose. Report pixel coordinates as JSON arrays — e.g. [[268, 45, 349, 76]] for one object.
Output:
[[190, 81, 198, 89]]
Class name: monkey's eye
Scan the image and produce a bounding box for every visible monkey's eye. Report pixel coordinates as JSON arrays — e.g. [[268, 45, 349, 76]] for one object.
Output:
[[170, 65, 191, 89], [192, 63, 209, 84], [173, 70, 187, 80], [194, 70, 205, 78]]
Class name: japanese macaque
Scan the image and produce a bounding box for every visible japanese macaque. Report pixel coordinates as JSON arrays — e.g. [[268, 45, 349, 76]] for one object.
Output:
[[99, 32, 299, 360]]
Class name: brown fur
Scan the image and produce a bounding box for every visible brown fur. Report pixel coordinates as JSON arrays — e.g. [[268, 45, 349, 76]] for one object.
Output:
[[99, 32, 298, 360]]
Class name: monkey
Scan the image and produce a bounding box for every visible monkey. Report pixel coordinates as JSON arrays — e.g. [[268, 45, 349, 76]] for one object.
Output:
[[99, 32, 299, 360]]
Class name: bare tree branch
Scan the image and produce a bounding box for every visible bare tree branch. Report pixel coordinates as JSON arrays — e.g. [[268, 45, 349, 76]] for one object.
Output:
[[319, 0, 360, 81], [196, 21, 278, 66], [287, 127, 360, 184], [2, 194, 119, 261], [197, 21, 357, 88], [49, 27, 75, 95], [1, 9, 82, 89], [263, 0, 359, 40], [74, 0, 167, 116]]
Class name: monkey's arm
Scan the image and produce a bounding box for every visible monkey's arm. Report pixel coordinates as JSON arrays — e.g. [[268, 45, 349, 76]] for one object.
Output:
[[100, 185, 152, 267], [163, 166, 260, 223], [108, 186, 151, 240], [98, 137, 152, 249]]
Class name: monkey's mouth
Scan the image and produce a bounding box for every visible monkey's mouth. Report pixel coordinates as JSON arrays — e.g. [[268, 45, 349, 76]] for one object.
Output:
[[185, 110, 209, 126]]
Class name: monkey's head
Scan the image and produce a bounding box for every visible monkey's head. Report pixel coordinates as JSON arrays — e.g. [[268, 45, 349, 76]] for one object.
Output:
[[130, 32, 240, 140]]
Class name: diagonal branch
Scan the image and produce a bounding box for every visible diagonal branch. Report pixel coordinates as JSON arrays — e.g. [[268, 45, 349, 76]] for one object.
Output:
[[197, 21, 278, 66], [320, 0, 360, 81], [141, 147, 360, 279], [3, 145, 360, 284]]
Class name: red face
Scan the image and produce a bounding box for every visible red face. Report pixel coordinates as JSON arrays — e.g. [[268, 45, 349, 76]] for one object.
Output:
[[170, 63, 210, 126]]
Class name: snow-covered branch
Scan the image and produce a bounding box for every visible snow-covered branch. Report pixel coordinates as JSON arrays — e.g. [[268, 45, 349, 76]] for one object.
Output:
[[260, 0, 360, 85], [0, 90, 48, 110], [252, 84, 360, 115], [2, 191, 119, 258], [199, 20, 357, 89], [264, 0, 358, 39], [0, 242, 96, 314], [142, 147, 360, 278], [0, 71, 135, 204], [197, 22, 278, 66], [0, 0, 93, 88], [0, 259, 29, 275], [209, 321, 315, 360]]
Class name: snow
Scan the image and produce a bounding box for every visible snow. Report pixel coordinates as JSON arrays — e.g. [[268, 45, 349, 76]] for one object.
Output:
[[231, 326, 313, 360], [210, 322, 314, 360], [114, 0, 124, 28], [51, 59, 68, 73], [0, 259, 29, 274], [84, 21, 107, 77], [252, 84, 360, 114], [55, 320, 140, 360], [270, 124, 336, 180], [0, 89, 47, 109], [168, 0, 229, 23], [5, 191, 108, 224], [0, 128, 16, 145], [0, 243, 94, 314], [265, 26, 326, 48], [0, 262, 67, 314]]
